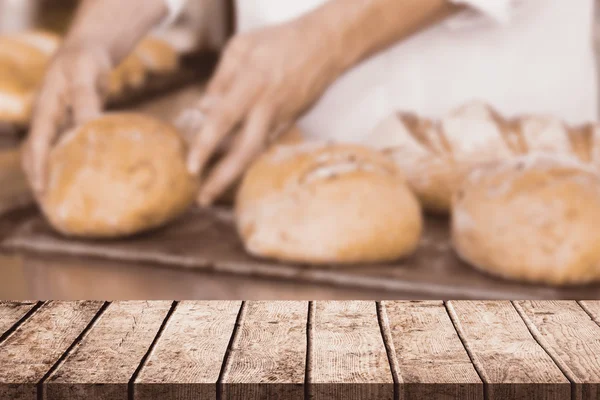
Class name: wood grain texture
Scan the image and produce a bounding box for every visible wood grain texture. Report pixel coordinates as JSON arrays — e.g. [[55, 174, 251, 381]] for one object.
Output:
[[308, 301, 393, 400], [382, 301, 483, 400], [44, 301, 173, 400], [0, 301, 104, 400], [0, 300, 37, 339], [134, 301, 241, 400], [579, 301, 600, 324], [447, 301, 570, 400], [515, 301, 600, 400], [221, 301, 307, 400]]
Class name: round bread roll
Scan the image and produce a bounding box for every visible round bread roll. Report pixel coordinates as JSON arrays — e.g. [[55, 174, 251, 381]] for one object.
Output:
[[134, 37, 179, 73], [39, 113, 197, 238], [0, 63, 37, 125], [108, 54, 147, 97], [12, 30, 61, 55], [236, 142, 423, 264], [0, 36, 49, 70], [451, 153, 600, 285]]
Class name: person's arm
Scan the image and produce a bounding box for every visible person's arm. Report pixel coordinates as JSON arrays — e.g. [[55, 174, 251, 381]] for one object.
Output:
[[313, 0, 460, 77], [23, 0, 172, 195], [184, 0, 462, 207]]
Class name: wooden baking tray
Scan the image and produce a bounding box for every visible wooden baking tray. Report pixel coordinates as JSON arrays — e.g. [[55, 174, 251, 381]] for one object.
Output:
[[3, 207, 600, 299]]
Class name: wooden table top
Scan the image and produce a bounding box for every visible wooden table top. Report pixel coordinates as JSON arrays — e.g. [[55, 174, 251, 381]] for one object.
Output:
[[0, 300, 599, 400]]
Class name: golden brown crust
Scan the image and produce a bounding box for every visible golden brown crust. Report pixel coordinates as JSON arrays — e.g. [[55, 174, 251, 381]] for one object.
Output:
[[236, 141, 423, 264], [108, 54, 147, 97], [0, 63, 38, 125], [12, 30, 61, 55], [134, 37, 179, 74], [39, 113, 197, 238], [451, 154, 600, 285]]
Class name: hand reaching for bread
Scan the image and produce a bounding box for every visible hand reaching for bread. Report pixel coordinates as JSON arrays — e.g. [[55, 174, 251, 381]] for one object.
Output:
[[22, 43, 112, 196], [178, 16, 346, 208]]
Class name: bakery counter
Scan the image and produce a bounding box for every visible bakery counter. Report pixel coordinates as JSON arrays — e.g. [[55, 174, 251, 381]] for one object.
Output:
[[2, 84, 600, 300]]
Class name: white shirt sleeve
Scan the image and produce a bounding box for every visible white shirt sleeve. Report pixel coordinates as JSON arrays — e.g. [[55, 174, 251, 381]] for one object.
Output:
[[159, 0, 188, 28], [446, 0, 522, 28]]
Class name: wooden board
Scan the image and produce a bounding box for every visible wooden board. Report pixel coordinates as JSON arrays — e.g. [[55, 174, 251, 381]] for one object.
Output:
[[0, 301, 104, 400], [515, 301, 600, 400], [4, 301, 600, 399], [308, 301, 394, 400], [133, 301, 241, 400], [5, 208, 600, 300], [220, 301, 307, 400], [446, 301, 570, 400], [0, 300, 38, 339], [44, 301, 173, 400], [381, 301, 482, 399]]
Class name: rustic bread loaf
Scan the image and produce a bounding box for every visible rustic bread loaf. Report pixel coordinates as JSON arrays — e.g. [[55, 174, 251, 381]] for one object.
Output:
[[134, 37, 179, 74], [0, 63, 38, 125], [366, 100, 595, 214], [12, 30, 61, 55], [451, 153, 600, 285], [235, 142, 423, 264], [108, 53, 147, 97], [39, 113, 197, 238]]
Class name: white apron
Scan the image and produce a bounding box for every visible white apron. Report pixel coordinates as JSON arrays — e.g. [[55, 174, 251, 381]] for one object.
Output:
[[167, 0, 598, 142]]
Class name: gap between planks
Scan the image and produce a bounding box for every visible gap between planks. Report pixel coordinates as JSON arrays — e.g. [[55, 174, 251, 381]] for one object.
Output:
[[37, 301, 111, 400], [0, 301, 44, 345]]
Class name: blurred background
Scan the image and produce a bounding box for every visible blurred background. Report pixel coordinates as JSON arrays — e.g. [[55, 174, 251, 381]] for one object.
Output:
[[1, 0, 600, 300]]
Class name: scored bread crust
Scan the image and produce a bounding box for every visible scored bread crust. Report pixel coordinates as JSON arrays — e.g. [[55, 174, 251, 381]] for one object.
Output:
[[236, 142, 423, 264], [451, 153, 600, 285], [11, 30, 61, 55], [366, 100, 598, 214], [39, 113, 198, 238]]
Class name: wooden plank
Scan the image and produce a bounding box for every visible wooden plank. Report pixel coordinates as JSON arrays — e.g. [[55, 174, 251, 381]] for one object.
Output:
[[44, 301, 173, 400], [515, 301, 600, 400], [134, 301, 241, 400], [579, 301, 600, 324], [220, 301, 307, 400], [381, 301, 482, 399], [308, 301, 393, 400], [447, 301, 570, 400], [0, 301, 105, 400], [0, 301, 38, 339]]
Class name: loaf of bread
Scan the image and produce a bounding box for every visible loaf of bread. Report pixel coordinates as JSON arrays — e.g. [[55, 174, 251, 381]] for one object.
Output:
[[108, 54, 147, 97], [39, 113, 197, 238], [134, 37, 179, 74], [11, 30, 61, 55], [236, 141, 423, 264], [365, 100, 597, 214], [451, 153, 600, 285], [0, 63, 38, 125]]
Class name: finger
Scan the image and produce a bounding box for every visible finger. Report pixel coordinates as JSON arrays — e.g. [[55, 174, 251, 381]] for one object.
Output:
[[204, 46, 243, 99], [197, 104, 274, 207], [70, 65, 103, 125], [187, 77, 262, 177], [26, 80, 68, 195], [70, 82, 103, 125]]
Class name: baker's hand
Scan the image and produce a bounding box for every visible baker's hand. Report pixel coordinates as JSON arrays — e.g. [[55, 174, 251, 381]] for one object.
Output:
[[22, 44, 112, 196], [181, 17, 343, 207]]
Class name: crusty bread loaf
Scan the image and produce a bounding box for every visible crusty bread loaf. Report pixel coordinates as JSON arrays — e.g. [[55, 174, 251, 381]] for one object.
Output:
[[134, 37, 179, 74], [108, 53, 147, 97], [366, 100, 597, 214], [236, 141, 423, 264], [0, 63, 37, 126], [451, 153, 600, 285], [11, 30, 61, 55], [39, 113, 197, 238]]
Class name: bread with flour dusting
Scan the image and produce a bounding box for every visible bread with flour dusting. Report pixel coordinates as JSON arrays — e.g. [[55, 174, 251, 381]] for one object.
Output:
[[451, 153, 600, 285], [235, 142, 423, 264], [366, 100, 597, 213], [39, 113, 197, 238]]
